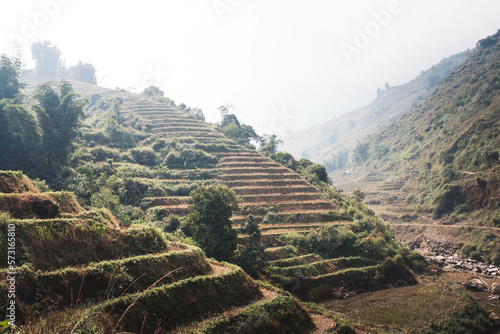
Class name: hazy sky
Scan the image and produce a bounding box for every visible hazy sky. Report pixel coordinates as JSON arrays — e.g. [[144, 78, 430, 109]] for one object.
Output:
[[1, 0, 499, 135]]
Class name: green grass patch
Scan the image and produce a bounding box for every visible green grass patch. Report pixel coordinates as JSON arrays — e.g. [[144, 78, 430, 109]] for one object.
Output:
[[197, 296, 315, 334]]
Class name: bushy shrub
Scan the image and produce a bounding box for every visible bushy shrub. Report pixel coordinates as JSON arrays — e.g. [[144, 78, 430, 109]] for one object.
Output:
[[304, 163, 329, 184], [433, 185, 463, 217], [89, 146, 122, 162], [162, 214, 181, 233], [152, 138, 167, 152], [131, 147, 158, 166], [165, 149, 218, 169]]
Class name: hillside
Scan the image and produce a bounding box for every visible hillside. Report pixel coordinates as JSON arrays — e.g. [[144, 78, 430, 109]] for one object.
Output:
[[333, 30, 500, 264], [0, 78, 426, 331], [281, 50, 471, 170], [64, 83, 417, 291], [0, 170, 331, 333], [3, 44, 498, 331]]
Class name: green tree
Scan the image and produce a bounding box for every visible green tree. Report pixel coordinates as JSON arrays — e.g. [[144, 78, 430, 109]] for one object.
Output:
[[188, 107, 205, 121], [238, 124, 260, 146], [142, 85, 164, 97], [185, 185, 239, 261], [234, 214, 266, 277], [32, 81, 85, 176], [31, 41, 61, 77], [240, 214, 261, 243], [66, 61, 97, 84], [221, 113, 240, 128], [352, 188, 366, 202], [304, 163, 330, 184], [0, 54, 24, 100], [218, 104, 234, 123], [0, 100, 41, 172], [259, 134, 283, 156], [222, 122, 240, 139], [90, 186, 120, 215], [353, 140, 369, 164], [270, 151, 299, 171]]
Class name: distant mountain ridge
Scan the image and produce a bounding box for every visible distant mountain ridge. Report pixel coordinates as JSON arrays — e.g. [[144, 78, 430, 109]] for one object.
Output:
[[282, 50, 471, 171]]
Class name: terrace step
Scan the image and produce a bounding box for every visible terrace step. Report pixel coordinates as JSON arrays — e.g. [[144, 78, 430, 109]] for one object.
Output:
[[217, 151, 259, 157], [223, 179, 310, 187], [0, 214, 167, 271], [221, 173, 302, 181], [141, 196, 192, 208], [136, 117, 202, 123], [230, 185, 318, 195], [257, 221, 343, 231], [122, 112, 191, 120], [153, 130, 224, 137], [271, 259, 338, 277], [239, 193, 321, 203], [151, 125, 212, 132], [241, 201, 335, 213], [0, 191, 83, 219], [269, 254, 323, 267], [260, 228, 313, 235], [263, 246, 302, 261], [219, 161, 282, 168], [146, 204, 190, 216], [131, 177, 211, 184], [83, 261, 262, 332], [220, 167, 293, 174], [232, 211, 346, 224], [185, 294, 315, 333], [0, 245, 211, 309]]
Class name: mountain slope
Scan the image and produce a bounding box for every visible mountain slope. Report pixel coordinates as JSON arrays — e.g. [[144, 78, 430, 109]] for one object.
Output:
[[334, 30, 500, 263], [282, 50, 471, 170]]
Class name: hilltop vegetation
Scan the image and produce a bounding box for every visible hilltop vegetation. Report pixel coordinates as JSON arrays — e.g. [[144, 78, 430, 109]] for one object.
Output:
[[282, 50, 471, 170]]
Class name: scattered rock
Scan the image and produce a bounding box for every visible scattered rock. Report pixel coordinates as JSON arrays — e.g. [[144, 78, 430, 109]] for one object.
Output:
[[426, 253, 499, 277], [465, 277, 489, 291], [489, 295, 499, 301]]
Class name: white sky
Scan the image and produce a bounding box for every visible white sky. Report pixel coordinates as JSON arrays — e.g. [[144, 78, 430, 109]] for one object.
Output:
[[1, 0, 499, 135]]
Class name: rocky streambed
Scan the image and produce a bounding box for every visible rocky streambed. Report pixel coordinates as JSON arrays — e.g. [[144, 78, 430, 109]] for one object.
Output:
[[407, 238, 500, 277]]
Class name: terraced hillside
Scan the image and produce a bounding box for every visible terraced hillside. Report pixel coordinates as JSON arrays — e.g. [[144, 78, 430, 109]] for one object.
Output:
[[51, 85, 421, 306], [109, 97, 344, 235], [0, 171, 327, 333]]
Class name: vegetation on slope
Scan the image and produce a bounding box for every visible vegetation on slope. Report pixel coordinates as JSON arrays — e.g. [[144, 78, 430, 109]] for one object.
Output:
[[282, 50, 471, 169], [334, 30, 500, 264]]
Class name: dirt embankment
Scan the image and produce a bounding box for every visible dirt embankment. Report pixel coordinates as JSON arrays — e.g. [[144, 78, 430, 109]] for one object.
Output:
[[462, 178, 500, 211]]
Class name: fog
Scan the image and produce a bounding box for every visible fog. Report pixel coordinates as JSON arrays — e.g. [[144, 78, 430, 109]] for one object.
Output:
[[1, 0, 499, 134]]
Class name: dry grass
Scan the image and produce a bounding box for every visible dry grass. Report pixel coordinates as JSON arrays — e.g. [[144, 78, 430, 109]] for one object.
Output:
[[319, 275, 469, 332]]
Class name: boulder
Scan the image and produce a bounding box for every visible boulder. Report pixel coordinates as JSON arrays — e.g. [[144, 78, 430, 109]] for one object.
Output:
[[491, 282, 500, 294], [465, 277, 488, 291]]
